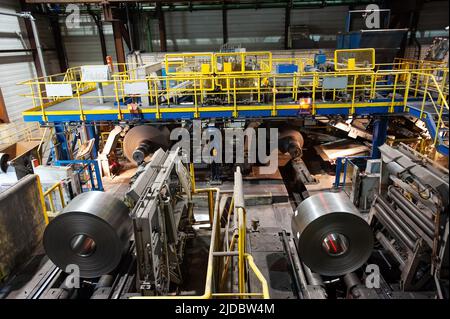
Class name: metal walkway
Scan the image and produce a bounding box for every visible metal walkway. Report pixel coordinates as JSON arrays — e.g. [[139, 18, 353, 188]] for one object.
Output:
[[19, 55, 449, 156]]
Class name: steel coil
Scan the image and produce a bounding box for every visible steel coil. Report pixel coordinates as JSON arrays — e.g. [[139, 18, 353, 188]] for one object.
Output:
[[43, 191, 131, 278], [123, 125, 170, 164], [292, 192, 373, 276]]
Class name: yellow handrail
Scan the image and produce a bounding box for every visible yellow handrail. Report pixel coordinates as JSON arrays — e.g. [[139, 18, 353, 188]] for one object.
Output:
[[19, 54, 448, 128], [42, 181, 66, 217], [131, 165, 270, 299]]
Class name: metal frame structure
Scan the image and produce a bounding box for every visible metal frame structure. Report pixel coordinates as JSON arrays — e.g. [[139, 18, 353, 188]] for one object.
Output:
[[19, 50, 449, 155], [131, 160, 270, 299]]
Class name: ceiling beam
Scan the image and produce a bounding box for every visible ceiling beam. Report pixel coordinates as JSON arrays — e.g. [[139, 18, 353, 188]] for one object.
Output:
[[23, 0, 382, 6]]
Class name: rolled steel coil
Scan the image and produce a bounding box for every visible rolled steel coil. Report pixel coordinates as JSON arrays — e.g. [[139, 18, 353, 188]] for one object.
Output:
[[123, 125, 170, 164], [292, 192, 373, 276], [43, 191, 131, 278]]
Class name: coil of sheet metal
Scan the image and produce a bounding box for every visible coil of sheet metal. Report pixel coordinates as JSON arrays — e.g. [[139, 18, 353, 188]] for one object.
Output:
[[292, 192, 373, 276], [43, 191, 131, 278], [123, 125, 170, 164]]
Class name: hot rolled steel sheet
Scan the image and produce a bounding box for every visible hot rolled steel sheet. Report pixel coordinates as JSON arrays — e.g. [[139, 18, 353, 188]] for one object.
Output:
[[292, 192, 373, 276], [123, 125, 170, 164], [43, 191, 131, 278]]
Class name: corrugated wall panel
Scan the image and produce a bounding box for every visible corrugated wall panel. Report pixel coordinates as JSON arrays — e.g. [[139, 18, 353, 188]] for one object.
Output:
[[135, 16, 160, 52], [36, 15, 61, 75], [165, 10, 223, 52], [291, 6, 348, 34], [228, 8, 285, 50], [417, 1, 449, 32], [291, 6, 348, 48], [60, 14, 118, 67], [0, 0, 47, 145]]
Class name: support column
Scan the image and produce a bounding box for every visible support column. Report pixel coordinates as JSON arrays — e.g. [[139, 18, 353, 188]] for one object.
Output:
[[371, 117, 389, 159], [20, 2, 44, 79], [89, 11, 108, 64], [49, 15, 68, 72], [284, 1, 292, 50], [222, 4, 228, 45], [87, 123, 99, 159], [0, 88, 9, 124], [407, 0, 425, 59], [157, 3, 167, 52], [54, 124, 71, 161], [112, 20, 126, 72]]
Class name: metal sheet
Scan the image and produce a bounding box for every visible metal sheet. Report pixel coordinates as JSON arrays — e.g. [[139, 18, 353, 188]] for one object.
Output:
[[292, 192, 373, 276], [45, 84, 73, 97], [81, 65, 110, 82], [123, 82, 149, 95], [43, 191, 131, 278], [323, 76, 348, 89]]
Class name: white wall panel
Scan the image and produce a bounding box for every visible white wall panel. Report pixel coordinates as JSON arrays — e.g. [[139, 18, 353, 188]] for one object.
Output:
[[228, 8, 285, 50], [60, 14, 118, 67], [0, 0, 47, 145], [165, 10, 223, 52]]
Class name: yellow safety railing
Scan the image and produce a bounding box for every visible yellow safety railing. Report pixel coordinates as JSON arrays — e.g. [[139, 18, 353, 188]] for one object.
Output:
[[409, 71, 449, 148], [394, 58, 447, 72], [214, 51, 272, 74], [165, 52, 215, 75], [334, 48, 375, 71], [20, 70, 447, 118], [19, 52, 449, 123], [131, 164, 269, 299], [42, 181, 66, 218]]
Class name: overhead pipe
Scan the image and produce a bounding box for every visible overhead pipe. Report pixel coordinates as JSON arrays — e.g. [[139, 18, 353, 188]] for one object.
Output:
[[0, 11, 47, 77], [71, 0, 381, 14]]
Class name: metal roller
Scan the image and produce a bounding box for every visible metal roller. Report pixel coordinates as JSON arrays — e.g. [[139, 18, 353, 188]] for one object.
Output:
[[0, 152, 9, 173], [292, 192, 373, 276], [43, 191, 132, 278], [279, 129, 304, 158], [123, 125, 170, 164]]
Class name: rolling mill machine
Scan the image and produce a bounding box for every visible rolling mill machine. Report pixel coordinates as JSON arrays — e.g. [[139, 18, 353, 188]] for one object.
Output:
[[0, 47, 448, 299]]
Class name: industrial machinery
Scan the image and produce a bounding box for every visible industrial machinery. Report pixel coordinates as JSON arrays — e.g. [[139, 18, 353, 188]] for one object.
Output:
[[32, 148, 195, 298], [3, 148, 273, 299], [369, 143, 449, 297], [1, 47, 448, 300]]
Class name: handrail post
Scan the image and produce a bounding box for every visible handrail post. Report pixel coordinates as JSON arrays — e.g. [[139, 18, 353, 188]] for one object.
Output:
[[272, 76, 277, 116], [312, 73, 318, 115], [233, 78, 237, 117], [390, 73, 398, 113], [403, 72, 411, 112], [420, 75, 430, 119], [194, 78, 199, 118], [76, 82, 85, 121], [351, 74, 357, 114]]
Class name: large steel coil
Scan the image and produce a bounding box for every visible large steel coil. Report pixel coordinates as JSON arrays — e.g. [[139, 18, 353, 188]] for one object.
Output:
[[43, 191, 132, 278], [123, 125, 170, 164], [292, 192, 373, 276]]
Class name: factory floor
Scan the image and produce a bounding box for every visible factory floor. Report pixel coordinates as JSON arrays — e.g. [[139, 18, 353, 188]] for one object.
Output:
[[98, 157, 334, 298], [101, 163, 137, 199], [1, 159, 329, 299]]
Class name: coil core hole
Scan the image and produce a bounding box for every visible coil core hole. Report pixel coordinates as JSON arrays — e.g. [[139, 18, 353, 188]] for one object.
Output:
[[322, 233, 348, 256], [70, 234, 96, 257]]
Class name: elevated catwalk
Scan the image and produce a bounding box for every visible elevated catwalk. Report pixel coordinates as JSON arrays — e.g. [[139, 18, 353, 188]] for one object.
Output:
[[19, 51, 449, 155]]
